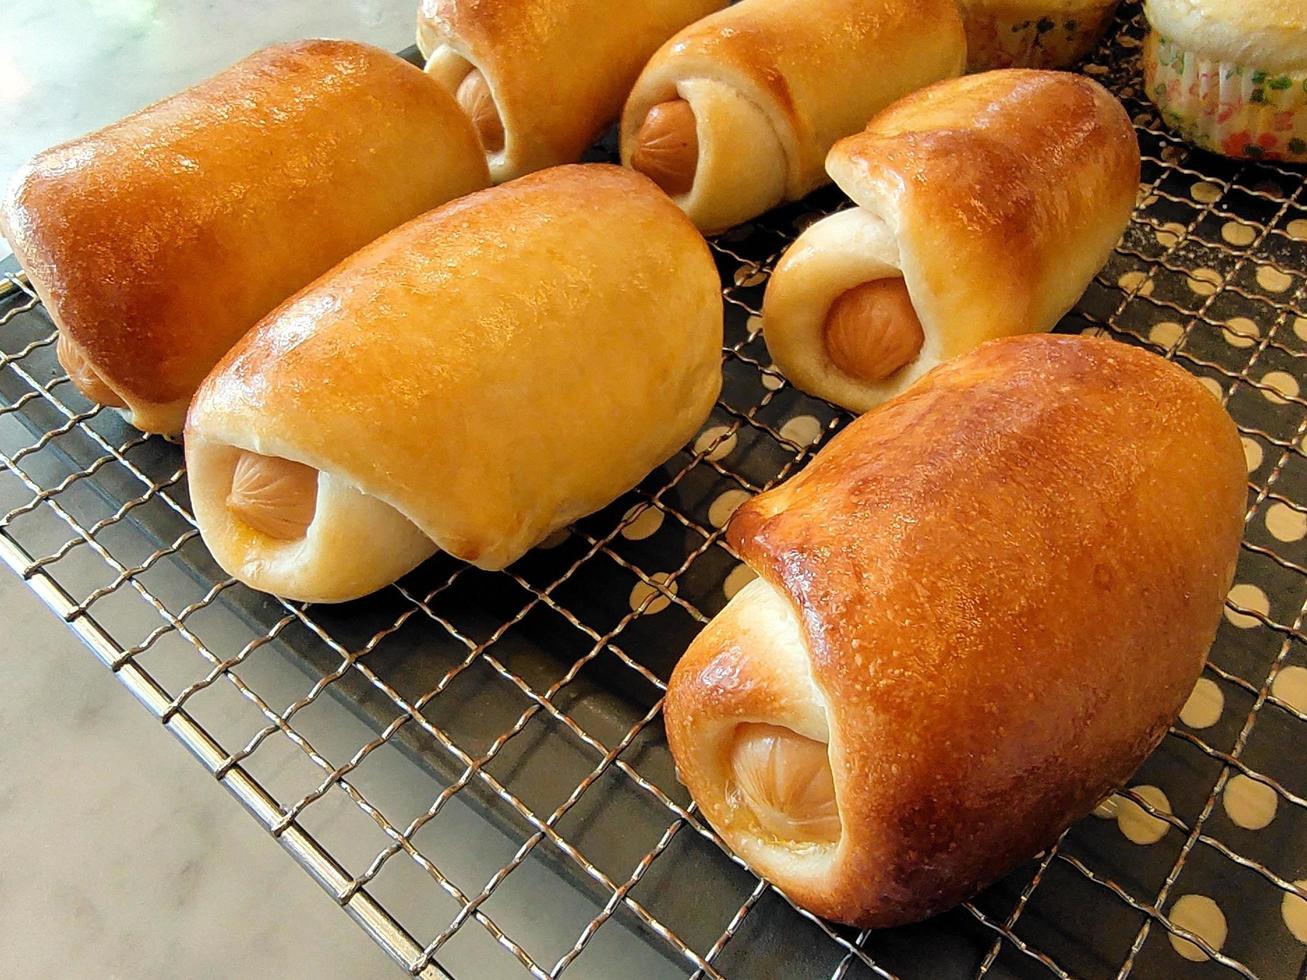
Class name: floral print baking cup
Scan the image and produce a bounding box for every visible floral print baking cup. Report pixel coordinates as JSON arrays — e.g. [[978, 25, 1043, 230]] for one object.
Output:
[[961, 2, 1121, 71], [1144, 32, 1307, 163]]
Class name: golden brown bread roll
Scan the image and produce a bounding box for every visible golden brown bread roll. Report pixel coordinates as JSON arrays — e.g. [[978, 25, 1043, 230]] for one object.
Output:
[[619, 0, 967, 234], [666, 334, 1247, 928], [185, 165, 723, 603], [762, 69, 1139, 413], [418, 0, 727, 183], [0, 40, 490, 436]]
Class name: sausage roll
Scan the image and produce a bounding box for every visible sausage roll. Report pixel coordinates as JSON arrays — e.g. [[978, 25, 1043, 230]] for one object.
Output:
[[185, 166, 723, 603], [762, 69, 1139, 413], [0, 40, 490, 436], [620, 0, 967, 234], [666, 334, 1246, 928], [418, 0, 726, 183]]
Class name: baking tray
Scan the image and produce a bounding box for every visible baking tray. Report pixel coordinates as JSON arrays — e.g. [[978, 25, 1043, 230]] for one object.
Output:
[[2, 6, 1305, 978]]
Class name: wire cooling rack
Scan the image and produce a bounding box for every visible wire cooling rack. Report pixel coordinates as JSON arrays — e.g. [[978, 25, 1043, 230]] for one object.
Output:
[[2, 7, 1306, 979]]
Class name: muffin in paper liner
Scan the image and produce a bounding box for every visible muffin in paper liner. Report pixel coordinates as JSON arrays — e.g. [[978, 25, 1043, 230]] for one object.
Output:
[[1144, 32, 1307, 163], [960, 1, 1121, 71]]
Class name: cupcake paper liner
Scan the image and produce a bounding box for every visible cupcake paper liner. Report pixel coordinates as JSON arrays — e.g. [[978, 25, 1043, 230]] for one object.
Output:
[[963, 3, 1121, 71], [1144, 31, 1307, 163]]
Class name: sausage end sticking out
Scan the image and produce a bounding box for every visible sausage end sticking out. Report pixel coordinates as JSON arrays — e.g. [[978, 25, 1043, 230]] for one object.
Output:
[[731, 722, 841, 845], [456, 69, 505, 155], [630, 100, 700, 198], [56, 332, 126, 408], [822, 278, 925, 384], [227, 452, 319, 541]]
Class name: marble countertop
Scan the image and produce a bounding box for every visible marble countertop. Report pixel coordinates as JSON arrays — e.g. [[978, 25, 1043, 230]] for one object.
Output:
[[0, 2, 419, 976]]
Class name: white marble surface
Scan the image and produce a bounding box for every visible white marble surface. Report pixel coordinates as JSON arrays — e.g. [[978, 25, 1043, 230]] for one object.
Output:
[[0, 572, 396, 979], [0, 1, 419, 976]]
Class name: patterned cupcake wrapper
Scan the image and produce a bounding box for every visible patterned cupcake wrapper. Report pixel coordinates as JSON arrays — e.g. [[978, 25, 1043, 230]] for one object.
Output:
[[1144, 32, 1307, 163], [963, 3, 1120, 72]]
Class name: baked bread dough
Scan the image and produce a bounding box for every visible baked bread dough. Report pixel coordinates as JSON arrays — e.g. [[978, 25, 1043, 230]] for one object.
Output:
[[185, 165, 723, 603], [0, 39, 490, 435], [762, 69, 1139, 413], [418, 0, 727, 183], [665, 334, 1247, 928], [620, 0, 966, 234]]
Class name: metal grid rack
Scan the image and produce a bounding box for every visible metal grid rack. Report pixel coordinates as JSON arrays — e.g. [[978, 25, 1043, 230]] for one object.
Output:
[[2, 6, 1306, 978]]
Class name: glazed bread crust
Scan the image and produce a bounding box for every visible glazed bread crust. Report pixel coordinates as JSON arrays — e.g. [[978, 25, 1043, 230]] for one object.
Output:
[[419, 0, 726, 183], [620, 0, 966, 234], [185, 165, 723, 602], [762, 69, 1139, 413], [0, 39, 490, 435], [666, 335, 1246, 928]]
